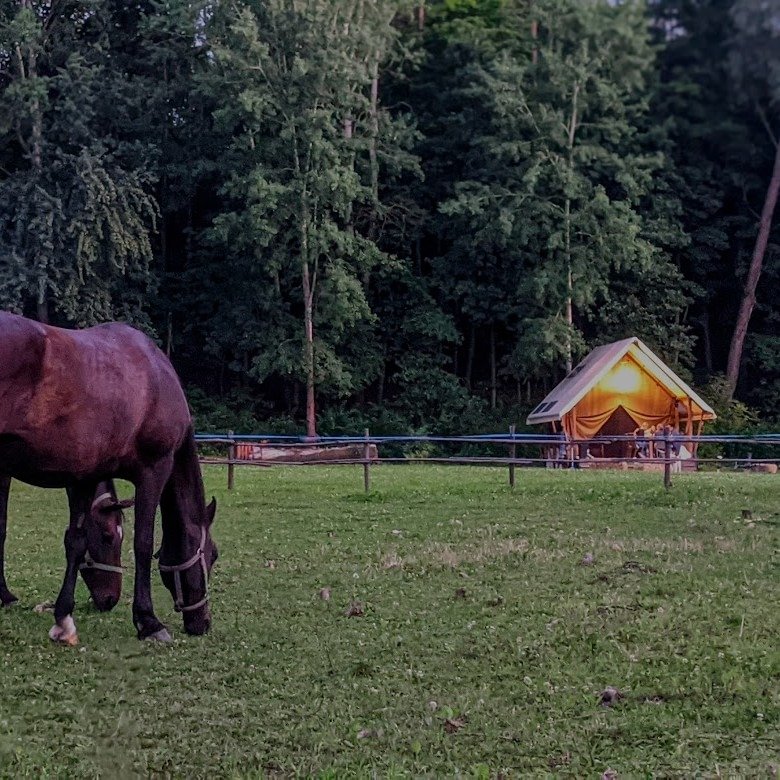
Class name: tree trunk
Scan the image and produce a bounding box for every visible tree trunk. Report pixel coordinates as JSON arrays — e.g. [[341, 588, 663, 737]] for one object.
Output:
[[20, 12, 47, 323], [465, 325, 476, 391], [725, 139, 780, 398], [377, 362, 385, 405], [700, 310, 712, 372], [364, 58, 380, 290], [563, 83, 579, 375], [302, 260, 316, 438], [36, 296, 49, 324], [166, 312, 173, 357], [490, 323, 497, 410]]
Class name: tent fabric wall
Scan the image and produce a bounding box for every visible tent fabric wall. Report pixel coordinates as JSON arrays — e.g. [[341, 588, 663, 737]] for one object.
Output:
[[569, 359, 678, 439]]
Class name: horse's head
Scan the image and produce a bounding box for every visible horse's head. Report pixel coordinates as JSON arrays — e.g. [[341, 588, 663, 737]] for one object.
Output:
[[158, 497, 217, 635], [80, 486, 131, 612]]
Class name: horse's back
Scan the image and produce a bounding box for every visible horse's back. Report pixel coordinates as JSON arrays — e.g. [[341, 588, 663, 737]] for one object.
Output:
[[0, 312, 191, 481]]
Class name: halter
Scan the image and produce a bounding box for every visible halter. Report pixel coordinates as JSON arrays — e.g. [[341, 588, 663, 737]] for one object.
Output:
[[78, 491, 124, 575], [157, 526, 210, 613], [79, 551, 124, 575]]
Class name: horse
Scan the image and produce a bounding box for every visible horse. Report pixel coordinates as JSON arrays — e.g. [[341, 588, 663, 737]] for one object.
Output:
[[0, 477, 130, 615], [76, 479, 132, 611], [0, 311, 217, 643]]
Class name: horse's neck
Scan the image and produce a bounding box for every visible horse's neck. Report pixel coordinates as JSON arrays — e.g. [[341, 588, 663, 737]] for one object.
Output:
[[161, 434, 205, 543]]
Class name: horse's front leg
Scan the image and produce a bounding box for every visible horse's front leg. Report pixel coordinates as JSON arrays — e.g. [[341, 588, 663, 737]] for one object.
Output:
[[0, 475, 18, 606], [50, 483, 95, 645], [133, 460, 173, 642]]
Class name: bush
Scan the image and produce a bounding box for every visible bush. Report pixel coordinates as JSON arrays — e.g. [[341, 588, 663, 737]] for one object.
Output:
[[188, 388, 265, 434], [697, 377, 771, 464]]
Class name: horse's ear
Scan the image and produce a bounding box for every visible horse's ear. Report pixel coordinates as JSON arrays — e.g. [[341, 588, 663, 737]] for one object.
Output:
[[207, 497, 217, 526]]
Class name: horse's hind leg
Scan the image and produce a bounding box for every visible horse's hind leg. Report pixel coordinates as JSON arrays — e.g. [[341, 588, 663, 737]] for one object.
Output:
[[0, 475, 18, 606], [49, 483, 95, 646]]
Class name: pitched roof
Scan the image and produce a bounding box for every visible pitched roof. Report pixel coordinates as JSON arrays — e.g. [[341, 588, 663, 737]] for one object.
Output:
[[526, 337, 716, 425]]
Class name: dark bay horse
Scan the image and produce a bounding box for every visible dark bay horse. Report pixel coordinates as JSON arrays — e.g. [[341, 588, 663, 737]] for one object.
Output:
[[0, 477, 130, 616], [0, 312, 217, 643], [77, 480, 132, 611]]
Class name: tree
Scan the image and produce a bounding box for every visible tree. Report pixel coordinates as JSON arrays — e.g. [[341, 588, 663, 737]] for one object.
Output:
[[0, 1, 157, 326], [202, 0, 417, 436], [724, 0, 780, 397], [430, 0, 689, 398]]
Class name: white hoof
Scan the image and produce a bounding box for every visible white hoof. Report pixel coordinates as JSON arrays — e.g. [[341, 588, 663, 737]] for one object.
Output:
[[144, 628, 172, 643], [49, 616, 79, 646]]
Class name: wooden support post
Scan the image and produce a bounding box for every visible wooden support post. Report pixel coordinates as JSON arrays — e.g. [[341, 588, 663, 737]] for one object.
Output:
[[664, 430, 672, 490], [228, 429, 235, 491], [363, 428, 371, 493], [509, 424, 516, 488]]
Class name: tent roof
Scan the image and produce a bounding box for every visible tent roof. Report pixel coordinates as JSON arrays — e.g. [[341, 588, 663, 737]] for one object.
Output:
[[526, 337, 716, 425]]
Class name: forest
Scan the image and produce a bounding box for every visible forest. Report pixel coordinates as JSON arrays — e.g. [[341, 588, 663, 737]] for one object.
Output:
[[1, 0, 778, 437]]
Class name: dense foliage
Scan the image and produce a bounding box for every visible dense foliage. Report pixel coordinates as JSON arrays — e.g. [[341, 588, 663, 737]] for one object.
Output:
[[1, 0, 777, 433]]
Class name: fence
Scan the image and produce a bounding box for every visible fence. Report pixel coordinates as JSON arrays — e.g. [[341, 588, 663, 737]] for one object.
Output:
[[195, 430, 780, 491]]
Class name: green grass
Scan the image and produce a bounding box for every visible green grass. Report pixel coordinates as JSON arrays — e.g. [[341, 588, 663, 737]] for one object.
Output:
[[0, 466, 777, 777]]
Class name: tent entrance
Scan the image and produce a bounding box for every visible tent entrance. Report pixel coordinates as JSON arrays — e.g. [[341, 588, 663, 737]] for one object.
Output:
[[588, 405, 640, 459]]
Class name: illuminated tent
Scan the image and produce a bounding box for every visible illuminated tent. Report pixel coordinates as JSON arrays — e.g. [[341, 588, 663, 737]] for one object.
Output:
[[526, 338, 716, 454]]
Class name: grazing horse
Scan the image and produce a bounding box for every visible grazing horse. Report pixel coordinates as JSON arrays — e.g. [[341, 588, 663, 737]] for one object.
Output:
[[77, 480, 132, 611], [0, 312, 217, 643], [0, 477, 130, 614]]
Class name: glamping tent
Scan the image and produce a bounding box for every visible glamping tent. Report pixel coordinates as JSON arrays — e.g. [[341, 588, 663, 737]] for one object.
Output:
[[526, 337, 716, 460]]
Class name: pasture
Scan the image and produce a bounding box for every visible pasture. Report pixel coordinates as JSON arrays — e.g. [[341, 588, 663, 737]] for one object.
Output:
[[0, 466, 777, 777]]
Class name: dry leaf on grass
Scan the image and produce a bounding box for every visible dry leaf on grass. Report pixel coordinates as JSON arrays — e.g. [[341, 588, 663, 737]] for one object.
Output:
[[319, 587, 331, 601], [599, 686, 624, 707], [34, 601, 54, 614], [444, 715, 467, 733], [345, 601, 364, 617]]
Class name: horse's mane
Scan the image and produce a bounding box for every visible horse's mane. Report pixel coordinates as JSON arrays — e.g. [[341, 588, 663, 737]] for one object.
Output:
[[160, 427, 208, 544]]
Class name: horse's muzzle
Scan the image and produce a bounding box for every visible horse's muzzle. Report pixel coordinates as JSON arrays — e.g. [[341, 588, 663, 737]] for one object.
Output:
[[183, 605, 211, 636], [92, 591, 120, 612]]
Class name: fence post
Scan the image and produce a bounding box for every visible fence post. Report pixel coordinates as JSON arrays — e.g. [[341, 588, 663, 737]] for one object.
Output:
[[508, 424, 516, 488], [228, 429, 235, 491], [663, 431, 672, 490], [363, 428, 371, 493]]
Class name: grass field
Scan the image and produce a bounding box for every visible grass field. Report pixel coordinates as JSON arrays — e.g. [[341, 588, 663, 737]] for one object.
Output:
[[0, 465, 777, 777]]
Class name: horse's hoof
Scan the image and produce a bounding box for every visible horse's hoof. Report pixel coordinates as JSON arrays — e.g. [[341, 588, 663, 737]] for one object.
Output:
[[0, 590, 18, 607], [144, 628, 172, 643], [48, 619, 79, 647]]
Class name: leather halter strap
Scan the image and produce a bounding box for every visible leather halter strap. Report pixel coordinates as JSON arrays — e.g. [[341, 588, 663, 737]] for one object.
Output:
[[78, 491, 124, 573], [158, 527, 209, 613], [79, 551, 124, 575], [91, 492, 114, 511]]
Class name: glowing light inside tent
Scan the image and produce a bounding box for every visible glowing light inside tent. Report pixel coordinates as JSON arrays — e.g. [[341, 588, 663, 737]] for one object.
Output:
[[602, 362, 641, 393]]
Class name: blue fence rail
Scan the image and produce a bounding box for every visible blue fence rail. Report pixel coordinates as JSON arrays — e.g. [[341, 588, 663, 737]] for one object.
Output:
[[194, 431, 780, 491]]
